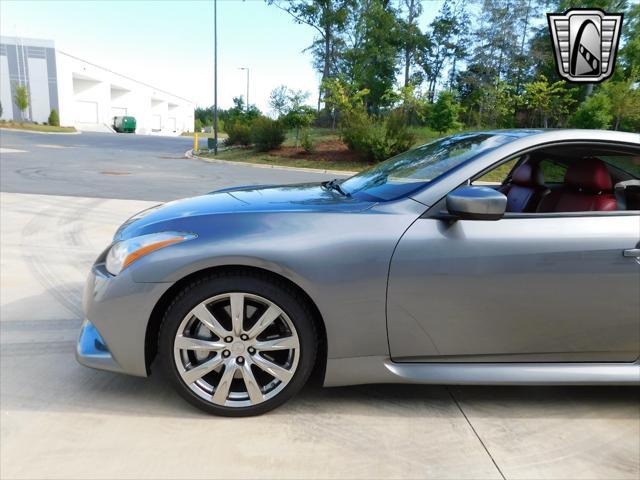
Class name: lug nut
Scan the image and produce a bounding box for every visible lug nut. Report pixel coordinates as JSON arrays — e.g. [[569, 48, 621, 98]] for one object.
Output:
[[240, 334, 249, 341], [222, 350, 230, 358], [248, 347, 256, 355], [237, 356, 245, 364], [224, 336, 233, 343]]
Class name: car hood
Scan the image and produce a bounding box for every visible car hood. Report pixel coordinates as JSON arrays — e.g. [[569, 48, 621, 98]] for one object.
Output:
[[114, 182, 375, 241]]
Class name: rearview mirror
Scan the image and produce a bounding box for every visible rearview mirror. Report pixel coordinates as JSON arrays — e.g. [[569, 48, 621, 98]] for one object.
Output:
[[446, 186, 507, 221]]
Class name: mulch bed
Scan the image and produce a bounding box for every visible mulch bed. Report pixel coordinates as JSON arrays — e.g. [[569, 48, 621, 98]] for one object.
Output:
[[270, 140, 370, 165]]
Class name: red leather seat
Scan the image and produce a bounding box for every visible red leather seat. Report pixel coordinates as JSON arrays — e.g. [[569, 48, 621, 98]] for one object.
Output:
[[504, 163, 548, 213], [537, 158, 617, 213]]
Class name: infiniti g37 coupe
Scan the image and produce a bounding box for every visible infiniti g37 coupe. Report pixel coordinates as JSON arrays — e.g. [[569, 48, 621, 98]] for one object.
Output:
[[77, 129, 640, 416]]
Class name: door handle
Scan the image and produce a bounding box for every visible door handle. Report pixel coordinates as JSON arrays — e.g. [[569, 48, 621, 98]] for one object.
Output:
[[623, 248, 640, 258]]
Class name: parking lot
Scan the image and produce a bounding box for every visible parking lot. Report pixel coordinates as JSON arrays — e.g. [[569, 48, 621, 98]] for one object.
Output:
[[1, 130, 638, 479]]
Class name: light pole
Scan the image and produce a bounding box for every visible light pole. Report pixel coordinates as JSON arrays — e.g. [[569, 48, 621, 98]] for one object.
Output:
[[213, 0, 218, 155], [239, 67, 249, 111]]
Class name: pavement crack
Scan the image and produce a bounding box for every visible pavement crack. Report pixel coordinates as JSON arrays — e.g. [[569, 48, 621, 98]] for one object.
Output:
[[447, 387, 507, 480]]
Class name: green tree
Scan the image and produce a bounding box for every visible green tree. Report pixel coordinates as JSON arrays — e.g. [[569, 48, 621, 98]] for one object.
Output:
[[283, 90, 316, 146], [430, 91, 462, 133], [482, 80, 516, 128], [322, 77, 369, 124], [523, 76, 576, 128], [14, 85, 29, 120], [419, 0, 469, 102], [269, 85, 290, 117], [570, 93, 612, 129], [399, 0, 424, 88], [601, 74, 640, 130], [48, 109, 60, 127], [269, 0, 351, 110], [269, 86, 317, 146], [620, 3, 640, 76], [343, 0, 402, 112]]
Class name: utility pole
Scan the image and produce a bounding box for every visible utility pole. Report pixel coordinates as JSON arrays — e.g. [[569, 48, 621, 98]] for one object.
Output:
[[213, 0, 218, 155], [239, 67, 249, 112]]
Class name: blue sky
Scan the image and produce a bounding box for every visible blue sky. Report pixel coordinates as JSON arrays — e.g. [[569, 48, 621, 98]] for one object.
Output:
[[1, 0, 443, 112]]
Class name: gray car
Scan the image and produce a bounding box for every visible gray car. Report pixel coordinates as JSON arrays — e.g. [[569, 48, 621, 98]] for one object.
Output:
[[77, 129, 640, 416]]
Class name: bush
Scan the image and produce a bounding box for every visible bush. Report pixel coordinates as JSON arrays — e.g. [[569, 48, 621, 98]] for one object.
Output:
[[570, 93, 612, 129], [194, 118, 203, 132], [48, 109, 60, 127], [430, 91, 462, 133], [342, 110, 415, 162], [225, 120, 252, 146], [300, 128, 315, 153], [251, 117, 285, 151]]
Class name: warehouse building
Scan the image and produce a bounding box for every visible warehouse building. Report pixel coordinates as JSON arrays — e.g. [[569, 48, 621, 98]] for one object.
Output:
[[0, 36, 194, 135]]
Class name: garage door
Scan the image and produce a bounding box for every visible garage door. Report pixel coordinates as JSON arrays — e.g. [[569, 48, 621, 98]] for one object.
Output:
[[75, 101, 98, 123], [167, 117, 176, 132], [111, 107, 127, 118], [151, 114, 161, 131]]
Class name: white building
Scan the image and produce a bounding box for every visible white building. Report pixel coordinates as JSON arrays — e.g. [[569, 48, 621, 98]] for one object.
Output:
[[0, 36, 194, 135]]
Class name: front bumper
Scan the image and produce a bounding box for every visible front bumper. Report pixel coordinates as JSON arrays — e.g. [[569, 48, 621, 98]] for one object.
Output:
[[76, 262, 172, 377], [76, 319, 122, 373]]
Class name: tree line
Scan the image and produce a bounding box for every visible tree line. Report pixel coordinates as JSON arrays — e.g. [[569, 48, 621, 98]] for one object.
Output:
[[195, 0, 638, 161], [267, 0, 639, 132]]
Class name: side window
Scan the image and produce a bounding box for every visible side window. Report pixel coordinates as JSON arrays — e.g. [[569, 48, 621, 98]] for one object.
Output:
[[472, 158, 518, 186], [599, 155, 640, 178], [539, 160, 567, 183]]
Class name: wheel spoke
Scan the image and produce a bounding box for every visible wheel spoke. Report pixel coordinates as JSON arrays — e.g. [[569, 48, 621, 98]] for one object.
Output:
[[229, 293, 244, 336], [175, 335, 226, 351], [176, 291, 300, 408], [182, 355, 224, 384], [252, 354, 294, 383], [246, 304, 282, 339], [191, 304, 229, 339], [255, 335, 298, 352], [212, 362, 237, 404], [241, 363, 264, 404]]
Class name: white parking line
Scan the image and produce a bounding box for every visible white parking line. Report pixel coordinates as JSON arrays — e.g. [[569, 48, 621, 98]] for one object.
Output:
[[0, 147, 28, 154], [35, 144, 72, 149]]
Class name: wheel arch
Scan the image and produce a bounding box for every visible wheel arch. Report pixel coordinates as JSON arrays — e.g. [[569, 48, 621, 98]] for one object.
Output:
[[144, 264, 328, 382]]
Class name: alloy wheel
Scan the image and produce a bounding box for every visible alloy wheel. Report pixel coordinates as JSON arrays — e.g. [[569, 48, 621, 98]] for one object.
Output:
[[173, 292, 300, 407]]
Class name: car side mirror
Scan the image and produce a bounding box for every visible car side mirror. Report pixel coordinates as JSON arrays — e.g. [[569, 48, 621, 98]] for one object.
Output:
[[446, 186, 507, 221]]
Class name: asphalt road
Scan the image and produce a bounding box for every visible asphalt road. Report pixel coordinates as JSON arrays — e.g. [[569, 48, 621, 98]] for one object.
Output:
[[0, 129, 339, 202], [0, 129, 638, 479]]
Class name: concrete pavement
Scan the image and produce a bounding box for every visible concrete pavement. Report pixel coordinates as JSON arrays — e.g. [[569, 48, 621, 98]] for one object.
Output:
[[1, 191, 638, 480], [1, 130, 638, 479], [0, 130, 341, 202]]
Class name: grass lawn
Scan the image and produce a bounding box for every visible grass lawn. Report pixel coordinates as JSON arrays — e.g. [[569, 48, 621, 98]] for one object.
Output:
[[0, 121, 76, 133], [206, 147, 372, 172]]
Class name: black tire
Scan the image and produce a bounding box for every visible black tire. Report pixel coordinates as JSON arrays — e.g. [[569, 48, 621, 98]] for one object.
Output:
[[158, 270, 317, 416]]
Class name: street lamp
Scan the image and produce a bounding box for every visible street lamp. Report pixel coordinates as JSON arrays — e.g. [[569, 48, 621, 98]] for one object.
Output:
[[239, 67, 249, 111], [213, 0, 218, 155]]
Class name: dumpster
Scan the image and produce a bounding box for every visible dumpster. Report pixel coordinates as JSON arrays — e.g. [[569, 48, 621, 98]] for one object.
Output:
[[113, 116, 136, 133]]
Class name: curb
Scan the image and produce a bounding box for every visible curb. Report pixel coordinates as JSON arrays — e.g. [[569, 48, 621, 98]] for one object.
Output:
[[187, 149, 357, 176], [0, 126, 81, 135]]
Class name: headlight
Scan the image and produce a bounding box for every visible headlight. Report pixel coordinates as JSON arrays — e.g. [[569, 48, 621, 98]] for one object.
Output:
[[105, 231, 196, 275]]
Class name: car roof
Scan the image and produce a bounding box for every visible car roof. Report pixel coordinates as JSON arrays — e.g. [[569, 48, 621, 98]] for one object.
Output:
[[456, 128, 639, 143]]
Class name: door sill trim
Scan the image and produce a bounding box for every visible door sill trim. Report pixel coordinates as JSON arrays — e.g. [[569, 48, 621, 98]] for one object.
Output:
[[323, 356, 640, 387]]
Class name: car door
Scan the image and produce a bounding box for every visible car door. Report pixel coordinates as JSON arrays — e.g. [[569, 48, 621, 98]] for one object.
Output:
[[387, 168, 640, 364]]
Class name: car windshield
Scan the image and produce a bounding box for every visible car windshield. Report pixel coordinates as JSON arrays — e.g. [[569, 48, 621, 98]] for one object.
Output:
[[340, 132, 515, 201]]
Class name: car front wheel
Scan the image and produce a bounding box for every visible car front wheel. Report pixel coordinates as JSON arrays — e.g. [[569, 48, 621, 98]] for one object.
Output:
[[159, 272, 317, 416]]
